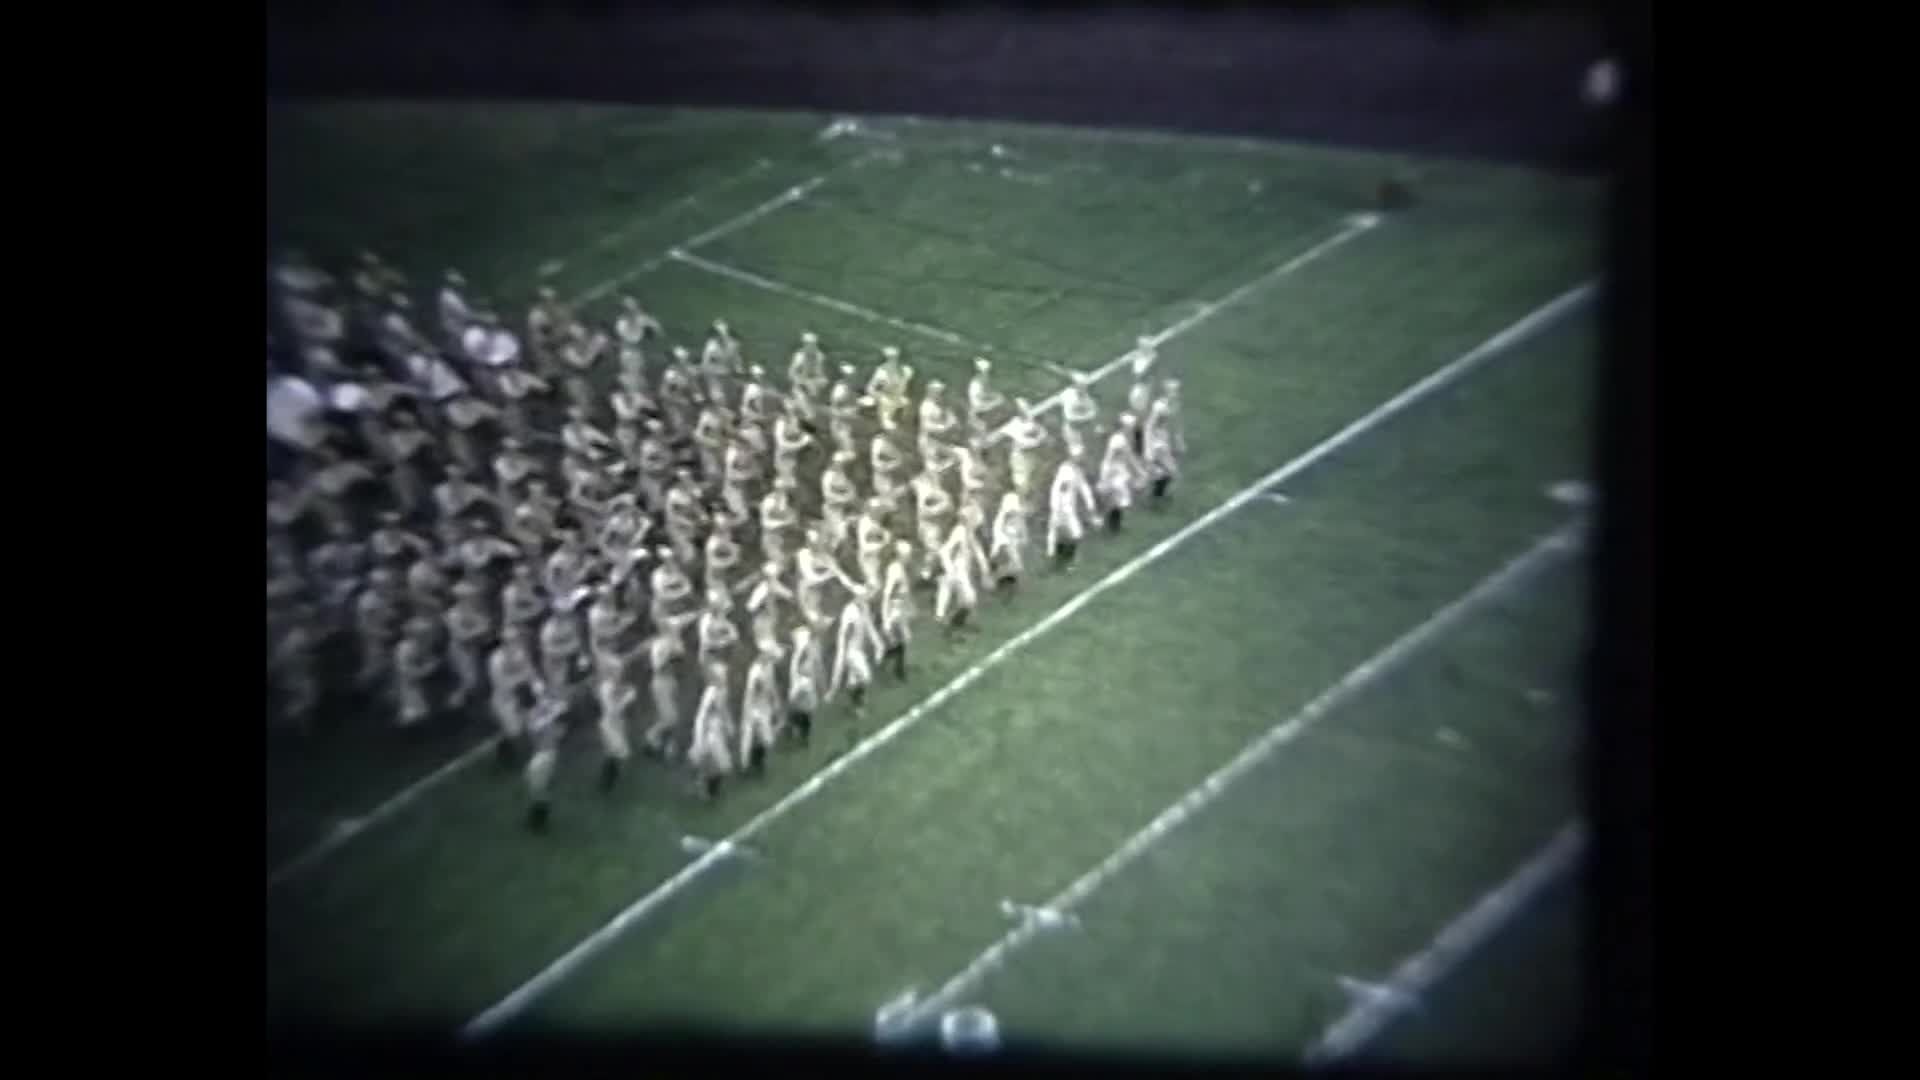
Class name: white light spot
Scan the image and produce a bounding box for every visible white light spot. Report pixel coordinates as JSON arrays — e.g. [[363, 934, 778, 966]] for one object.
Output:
[[1436, 728, 1466, 748], [1583, 59, 1621, 107], [1525, 688, 1556, 708], [1547, 480, 1593, 507], [940, 1006, 1002, 1054]]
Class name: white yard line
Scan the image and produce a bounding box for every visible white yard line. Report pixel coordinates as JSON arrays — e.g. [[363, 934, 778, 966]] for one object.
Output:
[[570, 151, 879, 309], [533, 158, 774, 280], [266, 734, 503, 891], [987, 212, 1383, 445], [670, 250, 1075, 377], [1302, 822, 1587, 1065], [895, 525, 1585, 1031], [457, 283, 1593, 1042]]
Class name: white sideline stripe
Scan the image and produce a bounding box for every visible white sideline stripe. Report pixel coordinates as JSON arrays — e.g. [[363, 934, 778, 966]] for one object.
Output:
[[1303, 822, 1588, 1065], [987, 213, 1382, 446], [534, 158, 774, 282], [669, 250, 1074, 376], [266, 734, 503, 891], [457, 283, 1593, 1042], [896, 525, 1585, 1031], [570, 152, 880, 308]]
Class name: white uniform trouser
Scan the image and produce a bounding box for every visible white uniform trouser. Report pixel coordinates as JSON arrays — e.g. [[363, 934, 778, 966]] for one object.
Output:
[[739, 702, 778, 759], [526, 733, 558, 800], [837, 648, 873, 696], [1048, 503, 1085, 556], [789, 676, 820, 717], [822, 504, 852, 552], [1100, 467, 1134, 511], [936, 573, 978, 621], [688, 711, 735, 775], [492, 688, 528, 739], [991, 535, 1024, 579], [1011, 450, 1036, 498], [543, 646, 579, 696], [599, 697, 631, 761], [647, 675, 680, 751], [918, 521, 946, 579], [450, 639, 484, 701], [396, 675, 430, 727]]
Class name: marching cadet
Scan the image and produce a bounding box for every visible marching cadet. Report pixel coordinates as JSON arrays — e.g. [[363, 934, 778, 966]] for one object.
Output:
[[695, 582, 741, 673], [660, 347, 699, 432], [1160, 378, 1187, 455], [796, 526, 859, 626], [1061, 371, 1100, 461], [664, 469, 709, 567], [563, 402, 618, 462], [738, 641, 784, 773], [404, 543, 453, 622], [988, 490, 1029, 592], [527, 286, 566, 368], [865, 346, 904, 422], [1048, 440, 1099, 568], [435, 463, 503, 527], [790, 331, 829, 402], [306, 445, 377, 534], [637, 419, 674, 511], [610, 366, 654, 466], [1126, 340, 1157, 454], [438, 269, 475, 347], [739, 364, 778, 430], [560, 453, 613, 529], [1098, 416, 1146, 532], [772, 401, 814, 490], [642, 609, 700, 757], [1142, 396, 1181, 500], [954, 444, 992, 542], [510, 478, 561, 550], [878, 540, 915, 680], [758, 473, 800, 567], [705, 510, 747, 585], [596, 493, 648, 572], [615, 295, 663, 381], [559, 321, 610, 413], [701, 319, 743, 401], [501, 561, 548, 640], [869, 426, 907, 512], [650, 544, 696, 630], [935, 502, 992, 631], [443, 390, 502, 474], [689, 660, 738, 799], [353, 568, 403, 690], [827, 369, 861, 457], [538, 599, 586, 704], [693, 400, 733, 485], [911, 469, 953, 584], [542, 525, 595, 615], [1004, 398, 1049, 502], [786, 621, 825, 744], [310, 518, 369, 630], [458, 517, 522, 583], [738, 556, 797, 656], [830, 584, 886, 711], [966, 357, 1006, 441], [393, 616, 441, 729], [524, 685, 568, 831], [492, 436, 540, 504], [918, 379, 960, 474], [270, 609, 322, 731], [370, 510, 432, 569], [380, 408, 435, 516], [495, 362, 550, 444], [267, 478, 310, 542], [445, 578, 494, 710], [587, 579, 638, 665], [820, 448, 860, 553], [593, 653, 639, 791], [857, 495, 897, 593], [488, 628, 542, 765], [737, 414, 770, 466]]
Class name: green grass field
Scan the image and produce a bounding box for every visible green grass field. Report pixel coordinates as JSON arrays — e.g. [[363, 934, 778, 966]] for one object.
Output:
[[266, 104, 1600, 1064]]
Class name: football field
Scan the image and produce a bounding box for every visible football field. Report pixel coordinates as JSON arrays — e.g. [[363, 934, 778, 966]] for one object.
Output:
[[266, 104, 1601, 1062]]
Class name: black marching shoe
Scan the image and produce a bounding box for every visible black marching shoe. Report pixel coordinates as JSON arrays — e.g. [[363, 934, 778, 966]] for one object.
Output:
[[527, 800, 551, 833], [997, 575, 1017, 593], [792, 713, 812, 744], [703, 775, 723, 801], [1106, 508, 1124, 533], [599, 758, 621, 793], [750, 745, 767, 774], [495, 736, 519, 770], [851, 685, 867, 709], [892, 646, 908, 681], [1153, 476, 1171, 499]]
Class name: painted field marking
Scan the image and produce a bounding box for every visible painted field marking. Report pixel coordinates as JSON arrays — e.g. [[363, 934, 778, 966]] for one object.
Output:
[[894, 524, 1585, 1032]]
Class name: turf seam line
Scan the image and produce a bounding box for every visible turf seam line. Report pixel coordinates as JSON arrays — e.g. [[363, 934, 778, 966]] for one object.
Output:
[[1302, 821, 1587, 1065], [986, 212, 1383, 446], [266, 734, 503, 891], [895, 524, 1585, 1033], [456, 279, 1595, 1042], [570, 150, 881, 309], [669, 249, 1079, 380]]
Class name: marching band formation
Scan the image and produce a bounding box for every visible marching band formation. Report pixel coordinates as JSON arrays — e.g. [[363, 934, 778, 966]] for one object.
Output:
[[267, 252, 1186, 830]]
